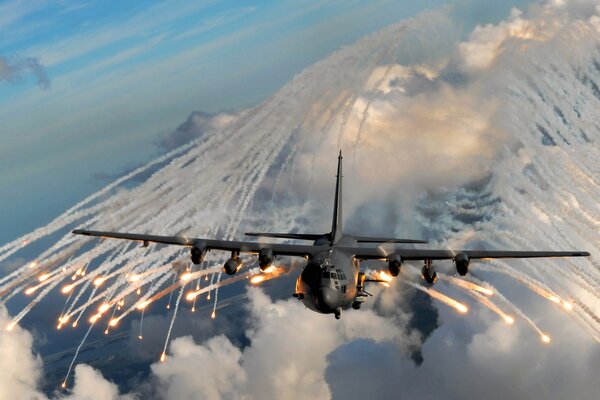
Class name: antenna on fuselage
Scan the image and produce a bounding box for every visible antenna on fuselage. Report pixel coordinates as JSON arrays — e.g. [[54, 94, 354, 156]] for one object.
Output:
[[331, 151, 343, 243]]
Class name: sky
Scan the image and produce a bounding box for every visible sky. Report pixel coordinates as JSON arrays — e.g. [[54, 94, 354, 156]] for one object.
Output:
[[0, 0, 534, 244], [3, 1, 600, 399]]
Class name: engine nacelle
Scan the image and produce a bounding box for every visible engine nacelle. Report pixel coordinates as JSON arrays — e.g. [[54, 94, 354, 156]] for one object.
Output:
[[191, 242, 207, 265], [258, 248, 274, 271], [421, 265, 437, 285], [224, 251, 242, 275], [388, 254, 402, 277], [454, 253, 470, 276]]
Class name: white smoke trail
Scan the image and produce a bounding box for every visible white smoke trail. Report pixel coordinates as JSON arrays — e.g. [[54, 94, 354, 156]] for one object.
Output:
[[62, 322, 95, 389], [161, 286, 186, 362]]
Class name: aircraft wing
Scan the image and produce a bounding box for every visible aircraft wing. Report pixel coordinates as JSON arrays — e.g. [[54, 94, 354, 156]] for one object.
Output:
[[344, 247, 590, 261], [72, 229, 324, 257]]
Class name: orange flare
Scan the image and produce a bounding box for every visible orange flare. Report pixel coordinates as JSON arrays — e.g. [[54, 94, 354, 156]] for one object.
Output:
[[89, 313, 101, 323], [541, 334, 551, 343], [180, 272, 192, 281], [38, 273, 50, 282], [378, 271, 393, 282], [137, 301, 150, 310], [425, 286, 468, 314], [186, 292, 197, 301], [250, 275, 266, 284], [62, 284, 74, 294], [446, 276, 493, 296], [211, 311, 216, 319], [160, 352, 166, 362]]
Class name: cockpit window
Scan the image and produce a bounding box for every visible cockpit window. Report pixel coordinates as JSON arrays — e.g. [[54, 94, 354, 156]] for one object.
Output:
[[331, 273, 337, 279]]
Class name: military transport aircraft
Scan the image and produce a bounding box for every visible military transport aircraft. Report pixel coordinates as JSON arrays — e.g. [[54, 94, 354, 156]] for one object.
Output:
[[73, 152, 590, 319]]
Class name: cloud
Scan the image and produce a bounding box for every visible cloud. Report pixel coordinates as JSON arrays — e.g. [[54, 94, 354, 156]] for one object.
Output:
[[151, 287, 420, 399], [151, 335, 246, 400], [1, 305, 135, 400], [0, 306, 45, 399], [0, 55, 50, 89], [156, 110, 244, 152], [1, 1, 599, 399], [324, 313, 600, 400], [61, 364, 135, 400]]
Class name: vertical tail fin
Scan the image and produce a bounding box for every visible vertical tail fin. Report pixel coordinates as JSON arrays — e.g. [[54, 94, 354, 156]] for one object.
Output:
[[331, 151, 343, 242]]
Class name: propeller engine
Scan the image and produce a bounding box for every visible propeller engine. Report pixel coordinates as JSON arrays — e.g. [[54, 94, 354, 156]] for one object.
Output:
[[421, 260, 437, 285], [454, 253, 470, 276], [224, 251, 242, 275], [388, 254, 402, 277], [258, 248, 274, 271], [191, 242, 207, 265]]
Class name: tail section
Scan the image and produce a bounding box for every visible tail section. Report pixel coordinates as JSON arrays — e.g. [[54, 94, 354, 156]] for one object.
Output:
[[331, 151, 343, 243], [246, 152, 426, 245]]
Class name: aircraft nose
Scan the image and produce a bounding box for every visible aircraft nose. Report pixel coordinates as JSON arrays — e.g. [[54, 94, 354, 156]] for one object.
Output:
[[316, 287, 337, 313]]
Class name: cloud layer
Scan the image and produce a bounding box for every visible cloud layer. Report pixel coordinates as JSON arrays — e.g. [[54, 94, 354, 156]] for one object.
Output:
[[0, 55, 50, 89], [1, 0, 599, 399]]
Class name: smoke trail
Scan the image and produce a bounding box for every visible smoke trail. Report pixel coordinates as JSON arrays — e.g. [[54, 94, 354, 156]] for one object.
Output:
[[161, 286, 185, 362], [403, 280, 468, 314], [62, 322, 95, 389]]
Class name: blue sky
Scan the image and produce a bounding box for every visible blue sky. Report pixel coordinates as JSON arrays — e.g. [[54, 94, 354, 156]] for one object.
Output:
[[0, 0, 532, 243]]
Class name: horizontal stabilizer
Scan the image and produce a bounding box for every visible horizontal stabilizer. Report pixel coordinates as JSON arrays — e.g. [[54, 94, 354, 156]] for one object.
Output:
[[354, 236, 428, 244], [245, 232, 324, 241]]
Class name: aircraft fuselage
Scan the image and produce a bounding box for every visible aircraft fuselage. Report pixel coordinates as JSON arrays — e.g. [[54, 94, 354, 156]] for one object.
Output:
[[295, 245, 360, 316]]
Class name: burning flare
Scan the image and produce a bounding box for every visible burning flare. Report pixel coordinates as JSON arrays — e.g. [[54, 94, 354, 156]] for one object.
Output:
[[250, 275, 266, 285], [541, 334, 551, 343]]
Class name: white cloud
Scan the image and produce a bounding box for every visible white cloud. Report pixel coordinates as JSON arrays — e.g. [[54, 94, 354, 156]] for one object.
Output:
[[62, 364, 135, 400], [0, 305, 45, 399], [151, 287, 419, 400], [151, 335, 246, 400], [1, 306, 134, 400]]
